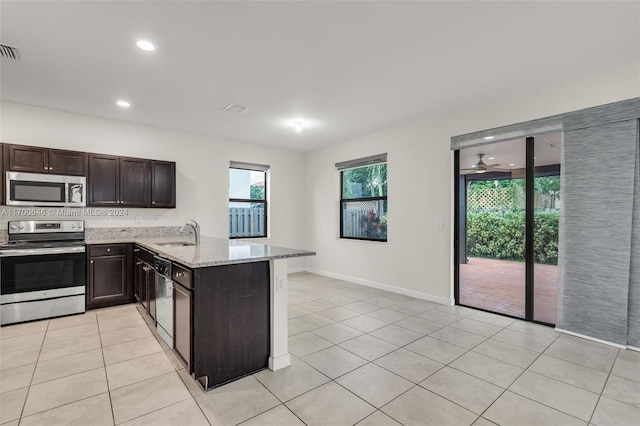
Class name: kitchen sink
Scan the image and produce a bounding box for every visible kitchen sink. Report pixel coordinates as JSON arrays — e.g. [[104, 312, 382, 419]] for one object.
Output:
[[156, 241, 197, 247]]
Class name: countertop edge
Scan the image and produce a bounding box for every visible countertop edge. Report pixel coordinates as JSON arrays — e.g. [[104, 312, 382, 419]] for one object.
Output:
[[85, 236, 316, 268]]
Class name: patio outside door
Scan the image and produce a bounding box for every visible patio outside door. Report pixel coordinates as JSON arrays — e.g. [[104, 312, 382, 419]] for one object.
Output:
[[455, 135, 560, 325]]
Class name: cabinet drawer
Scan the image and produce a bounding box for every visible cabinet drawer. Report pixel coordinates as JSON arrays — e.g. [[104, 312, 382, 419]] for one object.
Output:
[[89, 244, 128, 257], [172, 263, 192, 289]]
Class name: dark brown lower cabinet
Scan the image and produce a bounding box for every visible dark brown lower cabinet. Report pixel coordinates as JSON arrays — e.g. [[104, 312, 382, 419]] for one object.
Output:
[[174, 281, 192, 370], [87, 244, 134, 310], [134, 255, 143, 303], [193, 261, 270, 390], [133, 247, 156, 320]]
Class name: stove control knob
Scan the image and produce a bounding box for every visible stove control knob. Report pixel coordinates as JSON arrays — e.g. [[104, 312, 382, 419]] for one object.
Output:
[[18, 224, 25, 230], [71, 224, 76, 229], [10, 224, 17, 230]]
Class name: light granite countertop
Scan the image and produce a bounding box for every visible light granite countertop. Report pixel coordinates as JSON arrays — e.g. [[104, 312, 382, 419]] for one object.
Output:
[[85, 235, 315, 268]]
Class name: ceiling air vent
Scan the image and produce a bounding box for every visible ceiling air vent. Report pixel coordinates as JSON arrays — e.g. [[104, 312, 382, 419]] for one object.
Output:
[[223, 103, 248, 114], [0, 44, 24, 61]]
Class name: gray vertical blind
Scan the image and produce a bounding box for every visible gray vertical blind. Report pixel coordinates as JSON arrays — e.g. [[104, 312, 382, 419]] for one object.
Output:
[[627, 137, 640, 348], [557, 119, 638, 345]]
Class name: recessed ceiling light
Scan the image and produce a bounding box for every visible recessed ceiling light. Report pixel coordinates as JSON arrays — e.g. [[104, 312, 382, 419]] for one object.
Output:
[[488, 157, 495, 160], [509, 163, 516, 166], [136, 40, 156, 51], [116, 100, 131, 108], [483, 136, 494, 140], [283, 117, 318, 133]]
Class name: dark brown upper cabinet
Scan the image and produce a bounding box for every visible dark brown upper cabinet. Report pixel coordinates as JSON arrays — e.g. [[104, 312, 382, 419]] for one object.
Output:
[[151, 160, 176, 208], [3, 143, 176, 208], [120, 157, 149, 207], [88, 154, 149, 207], [5, 144, 85, 176]]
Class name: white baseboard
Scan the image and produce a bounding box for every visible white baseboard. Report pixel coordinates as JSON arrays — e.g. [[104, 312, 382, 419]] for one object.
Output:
[[555, 328, 627, 349], [294, 267, 453, 306], [287, 266, 306, 274], [268, 353, 291, 371], [627, 345, 640, 352]]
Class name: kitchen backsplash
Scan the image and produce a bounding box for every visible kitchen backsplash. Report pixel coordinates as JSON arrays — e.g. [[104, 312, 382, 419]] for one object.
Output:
[[0, 226, 194, 245], [85, 226, 194, 241]]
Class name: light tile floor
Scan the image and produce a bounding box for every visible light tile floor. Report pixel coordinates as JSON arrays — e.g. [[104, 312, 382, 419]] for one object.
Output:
[[1, 272, 639, 425]]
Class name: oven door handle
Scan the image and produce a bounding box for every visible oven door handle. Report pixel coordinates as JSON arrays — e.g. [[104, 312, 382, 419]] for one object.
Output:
[[0, 246, 86, 257]]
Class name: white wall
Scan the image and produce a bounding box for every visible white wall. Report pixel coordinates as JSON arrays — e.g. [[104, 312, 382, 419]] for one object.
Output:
[[0, 102, 308, 268], [2, 61, 638, 292], [303, 62, 640, 303]]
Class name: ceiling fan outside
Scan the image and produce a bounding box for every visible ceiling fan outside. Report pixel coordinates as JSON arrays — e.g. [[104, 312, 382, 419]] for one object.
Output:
[[461, 153, 508, 174]]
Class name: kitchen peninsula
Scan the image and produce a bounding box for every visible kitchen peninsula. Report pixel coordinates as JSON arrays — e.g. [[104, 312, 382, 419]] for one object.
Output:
[[86, 232, 315, 390]]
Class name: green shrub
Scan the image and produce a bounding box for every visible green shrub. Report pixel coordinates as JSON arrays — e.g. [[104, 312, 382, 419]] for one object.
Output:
[[467, 211, 559, 265]]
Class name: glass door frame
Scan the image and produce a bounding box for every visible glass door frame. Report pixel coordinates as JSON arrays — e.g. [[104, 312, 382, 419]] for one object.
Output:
[[454, 136, 555, 326]]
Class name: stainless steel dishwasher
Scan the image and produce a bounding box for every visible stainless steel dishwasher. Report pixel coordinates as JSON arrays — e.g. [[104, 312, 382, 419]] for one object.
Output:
[[154, 256, 173, 347]]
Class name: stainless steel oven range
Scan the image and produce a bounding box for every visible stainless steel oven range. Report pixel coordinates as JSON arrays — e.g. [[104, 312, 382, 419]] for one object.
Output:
[[0, 220, 86, 326]]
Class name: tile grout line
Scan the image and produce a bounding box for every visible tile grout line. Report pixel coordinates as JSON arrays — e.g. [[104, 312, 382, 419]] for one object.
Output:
[[294, 290, 582, 425], [246, 371, 312, 425], [95, 310, 117, 426], [15, 318, 49, 425], [373, 316, 516, 423], [291, 306, 498, 423], [587, 346, 621, 425], [129, 307, 212, 426], [14, 314, 113, 423], [472, 331, 600, 424]]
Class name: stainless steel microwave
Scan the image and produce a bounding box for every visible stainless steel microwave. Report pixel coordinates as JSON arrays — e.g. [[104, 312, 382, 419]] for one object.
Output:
[[6, 172, 86, 207]]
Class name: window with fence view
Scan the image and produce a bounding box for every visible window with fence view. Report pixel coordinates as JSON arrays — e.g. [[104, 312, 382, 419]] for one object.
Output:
[[340, 161, 387, 241], [229, 165, 267, 238]]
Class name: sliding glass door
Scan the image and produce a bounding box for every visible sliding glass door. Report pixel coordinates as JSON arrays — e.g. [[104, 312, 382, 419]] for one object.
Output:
[[533, 135, 561, 324], [458, 139, 527, 318], [455, 134, 560, 325]]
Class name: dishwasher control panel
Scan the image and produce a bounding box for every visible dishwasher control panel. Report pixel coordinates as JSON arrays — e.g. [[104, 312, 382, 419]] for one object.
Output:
[[153, 256, 172, 278]]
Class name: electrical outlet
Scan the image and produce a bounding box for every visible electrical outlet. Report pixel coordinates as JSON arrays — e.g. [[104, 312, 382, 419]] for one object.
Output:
[[277, 277, 285, 291], [104, 216, 110, 223], [135, 216, 141, 224]]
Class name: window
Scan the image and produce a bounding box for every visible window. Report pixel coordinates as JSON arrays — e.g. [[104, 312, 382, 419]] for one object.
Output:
[[338, 154, 387, 241], [229, 162, 268, 238]]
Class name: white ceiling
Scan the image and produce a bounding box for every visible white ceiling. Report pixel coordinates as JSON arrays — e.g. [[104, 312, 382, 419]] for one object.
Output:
[[459, 133, 561, 175], [1, 1, 638, 152]]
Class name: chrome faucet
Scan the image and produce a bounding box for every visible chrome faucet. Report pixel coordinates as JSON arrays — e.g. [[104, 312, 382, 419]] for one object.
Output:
[[179, 219, 200, 244]]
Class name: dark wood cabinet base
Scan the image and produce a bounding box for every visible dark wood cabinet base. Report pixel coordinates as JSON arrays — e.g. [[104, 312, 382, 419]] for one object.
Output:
[[193, 261, 270, 390], [87, 244, 134, 310]]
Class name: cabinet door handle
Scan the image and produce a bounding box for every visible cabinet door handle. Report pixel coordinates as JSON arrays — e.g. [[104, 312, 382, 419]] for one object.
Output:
[[152, 201, 156, 205], [49, 167, 53, 170], [136, 261, 142, 265], [106, 248, 111, 252], [90, 260, 94, 264], [134, 248, 140, 252], [43, 166, 48, 170], [175, 272, 185, 278]]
